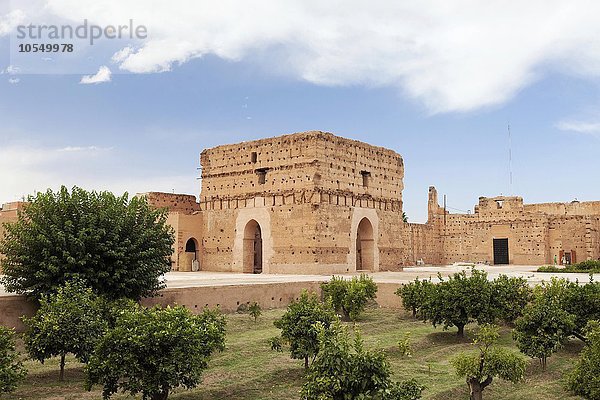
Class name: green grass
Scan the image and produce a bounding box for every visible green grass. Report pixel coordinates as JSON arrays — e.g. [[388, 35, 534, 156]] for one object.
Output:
[[6, 308, 583, 399]]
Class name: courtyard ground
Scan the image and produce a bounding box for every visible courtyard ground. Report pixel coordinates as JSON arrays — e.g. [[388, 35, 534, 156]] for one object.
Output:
[[1, 263, 594, 297], [4, 307, 583, 400]]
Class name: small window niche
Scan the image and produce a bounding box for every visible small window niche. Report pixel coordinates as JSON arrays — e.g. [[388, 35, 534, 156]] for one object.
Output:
[[360, 170, 371, 188], [256, 168, 268, 184], [251, 152, 258, 163]]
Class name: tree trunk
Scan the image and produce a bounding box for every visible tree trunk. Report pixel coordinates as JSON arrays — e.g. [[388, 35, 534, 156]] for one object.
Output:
[[59, 353, 66, 382], [412, 308, 417, 318], [468, 377, 492, 400], [542, 356, 547, 372], [468, 380, 483, 400], [457, 324, 465, 338], [304, 357, 309, 369], [151, 387, 169, 400], [341, 306, 351, 322]]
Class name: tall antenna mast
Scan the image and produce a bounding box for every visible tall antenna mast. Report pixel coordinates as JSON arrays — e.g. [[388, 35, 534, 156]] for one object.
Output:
[[508, 123, 513, 195]]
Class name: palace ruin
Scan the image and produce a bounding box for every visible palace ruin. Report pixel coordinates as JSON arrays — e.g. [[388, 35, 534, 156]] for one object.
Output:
[[1, 131, 599, 273]]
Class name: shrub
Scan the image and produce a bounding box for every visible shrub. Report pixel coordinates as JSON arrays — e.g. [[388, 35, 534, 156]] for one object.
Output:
[[22, 280, 107, 381], [419, 270, 495, 337], [452, 324, 526, 400], [513, 281, 575, 370], [398, 333, 412, 358], [491, 275, 532, 324], [301, 321, 424, 400], [321, 274, 378, 321], [563, 279, 600, 341], [537, 260, 600, 273], [273, 291, 336, 368], [0, 186, 175, 301], [0, 326, 27, 396], [395, 278, 434, 318], [86, 306, 226, 400], [569, 320, 600, 399], [248, 302, 262, 322]]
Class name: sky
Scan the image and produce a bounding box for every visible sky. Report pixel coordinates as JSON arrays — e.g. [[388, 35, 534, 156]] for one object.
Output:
[[1, 1, 600, 222]]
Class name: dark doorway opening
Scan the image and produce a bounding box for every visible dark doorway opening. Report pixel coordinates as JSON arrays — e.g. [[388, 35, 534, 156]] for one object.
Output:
[[356, 218, 374, 271], [184, 238, 199, 271], [243, 220, 263, 274], [493, 238, 509, 265]]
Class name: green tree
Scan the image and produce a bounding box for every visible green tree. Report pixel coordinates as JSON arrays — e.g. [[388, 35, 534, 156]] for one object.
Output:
[[22, 280, 107, 381], [302, 321, 424, 400], [0, 186, 174, 301], [452, 324, 526, 400], [0, 326, 27, 396], [248, 302, 262, 322], [395, 278, 434, 318], [86, 305, 226, 400], [513, 281, 575, 370], [273, 290, 336, 369], [321, 274, 378, 321], [569, 320, 600, 399], [563, 278, 600, 342], [419, 270, 494, 337], [491, 275, 532, 324]]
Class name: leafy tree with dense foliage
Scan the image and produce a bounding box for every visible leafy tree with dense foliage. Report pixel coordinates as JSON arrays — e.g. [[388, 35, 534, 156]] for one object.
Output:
[[419, 270, 495, 337], [302, 321, 424, 400], [0, 186, 174, 300], [563, 278, 600, 342], [0, 326, 27, 396], [395, 278, 434, 318], [490, 275, 532, 324], [22, 280, 107, 381], [452, 324, 526, 400], [321, 274, 378, 321], [569, 320, 600, 399], [86, 305, 226, 400], [273, 290, 336, 369], [513, 280, 575, 370]]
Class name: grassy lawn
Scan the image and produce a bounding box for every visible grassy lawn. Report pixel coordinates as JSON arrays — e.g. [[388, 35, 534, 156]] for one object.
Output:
[[6, 307, 583, 400]]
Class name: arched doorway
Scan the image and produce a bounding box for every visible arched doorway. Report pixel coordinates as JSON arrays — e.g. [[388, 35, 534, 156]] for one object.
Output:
[[243, 220, 263, 273], [356, 218, 374, 271], [183, 238, 199, 271]]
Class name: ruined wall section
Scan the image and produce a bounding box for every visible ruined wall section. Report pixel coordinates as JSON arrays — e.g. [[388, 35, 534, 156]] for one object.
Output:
[[429, 193, 600, 265], [143, 192, 203, 271], [143, 192, 201, 214], [0, 202, 26, 273], [312, 133, 404, 206], [198, 131, 406, 273]]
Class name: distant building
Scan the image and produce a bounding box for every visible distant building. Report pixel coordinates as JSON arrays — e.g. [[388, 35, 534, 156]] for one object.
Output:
[[2, 131, 599, 273]]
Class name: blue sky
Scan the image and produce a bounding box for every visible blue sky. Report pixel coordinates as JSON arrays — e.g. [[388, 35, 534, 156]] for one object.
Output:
[[1, 1, 600, 222]]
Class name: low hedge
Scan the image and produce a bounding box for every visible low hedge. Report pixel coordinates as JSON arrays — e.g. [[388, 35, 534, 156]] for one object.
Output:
[[537, 260, 600, 274]]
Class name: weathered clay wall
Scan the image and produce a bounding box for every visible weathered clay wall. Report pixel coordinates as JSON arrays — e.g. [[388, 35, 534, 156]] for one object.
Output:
[[143, 192, 203, 271], [143, 192, 201, 214], [0, 281, 404, 332], [427, 193, 600, 265], [0, 202, 26, 273], [196, 131, 405, 273]]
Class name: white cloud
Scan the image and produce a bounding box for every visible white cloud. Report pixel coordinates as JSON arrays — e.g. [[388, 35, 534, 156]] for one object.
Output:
[[556, 120, 600, 136], [111, 46, 133, 63], [6, 1, 600, 112], [8, 78, 20, 84], [79, 66, 112, 84], [0, 9, 24, 36], [0, 144, 196, 204], [58, 145, 112, 152]]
